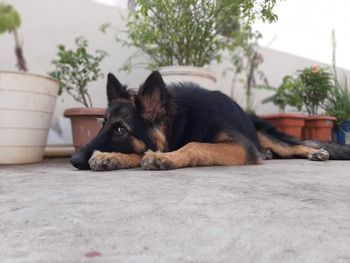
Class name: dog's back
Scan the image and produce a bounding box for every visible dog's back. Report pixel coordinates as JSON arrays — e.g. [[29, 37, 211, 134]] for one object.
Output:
[[168, 83, 259, 150]]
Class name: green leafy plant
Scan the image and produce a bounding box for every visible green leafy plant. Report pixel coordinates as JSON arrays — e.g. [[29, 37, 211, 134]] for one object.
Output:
[[325, 77, 350, 125], [262, 75, 304, 113], [0, 2, 27, 71], [49, 37, 107, 108], [104, 0, 279, 72], [324, 30, 350, 125], [297, 65, 334, 115], [262, 65, 334, 115]]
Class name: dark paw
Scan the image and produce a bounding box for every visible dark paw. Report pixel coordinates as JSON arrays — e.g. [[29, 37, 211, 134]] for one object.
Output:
[[88, 151, 119, 171], [308, 149, 329, 161], [140, 151, 173, 170]]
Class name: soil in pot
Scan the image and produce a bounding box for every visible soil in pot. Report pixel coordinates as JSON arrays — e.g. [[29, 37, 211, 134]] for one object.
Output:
[[64, 107, 106, 151], [302, 116, 336, 141], [260, 114, 306, 139]]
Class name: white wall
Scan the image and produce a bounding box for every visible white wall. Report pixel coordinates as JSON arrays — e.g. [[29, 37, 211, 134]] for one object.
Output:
[[1, 0, 149, 144], [254, 0, 350, 71], [1, 0, 349, 145]]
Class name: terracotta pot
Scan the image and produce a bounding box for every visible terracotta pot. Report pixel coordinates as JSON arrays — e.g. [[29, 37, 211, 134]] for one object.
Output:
[[64, 107, 106, 151], [302, 116, 336, 141], [159, 66, 217, 91], [260, 113, 307, 139]]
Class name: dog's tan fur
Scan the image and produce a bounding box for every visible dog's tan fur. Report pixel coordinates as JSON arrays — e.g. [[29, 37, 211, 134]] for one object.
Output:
[[140, 141, 256, 170], [149, 124, 168, 151], [257, 132, 323, 158], [89, 151, 141, 171], [131, 137, 147, 154]]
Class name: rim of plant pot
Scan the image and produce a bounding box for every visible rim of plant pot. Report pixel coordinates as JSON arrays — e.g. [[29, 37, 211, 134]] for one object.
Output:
[[0, 70, 59, 84], [64, 107, 106, 117], [259, 113, 307, 120], [304, 115, 336, 131], [305, 115, 336, 121], [158, 66, 217, 82]]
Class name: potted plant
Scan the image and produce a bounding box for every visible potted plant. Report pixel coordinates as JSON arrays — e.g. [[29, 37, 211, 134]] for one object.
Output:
[[106, 0, 278, 89], [49, 37, 107, 151], [325, 76, 350, 144], [259, 76, 306, 139], [0, 2, 59, 164], [298, 65, 336, 141], [261, 65, 336, 140]]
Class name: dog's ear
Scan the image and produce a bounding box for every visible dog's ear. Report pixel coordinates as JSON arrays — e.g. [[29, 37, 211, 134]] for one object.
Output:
[[106, 73, 128, 102], [137, 71, 168, 122]]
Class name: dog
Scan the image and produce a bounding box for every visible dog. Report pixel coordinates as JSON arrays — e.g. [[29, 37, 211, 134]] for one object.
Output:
[[70, 71, 350, 171]]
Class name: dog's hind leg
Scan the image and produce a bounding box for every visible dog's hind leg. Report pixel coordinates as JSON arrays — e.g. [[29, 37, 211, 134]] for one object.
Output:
[[303, 140, 350, 160], [257, 132, 329, 161]]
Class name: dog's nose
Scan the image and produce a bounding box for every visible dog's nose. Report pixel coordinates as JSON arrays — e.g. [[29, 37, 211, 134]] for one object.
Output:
[[70, 152, 91, 170]]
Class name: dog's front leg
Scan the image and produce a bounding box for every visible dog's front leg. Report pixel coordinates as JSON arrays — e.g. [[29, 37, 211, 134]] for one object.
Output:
[[140, 142, 260, 170], [89, 151, 142, 171]]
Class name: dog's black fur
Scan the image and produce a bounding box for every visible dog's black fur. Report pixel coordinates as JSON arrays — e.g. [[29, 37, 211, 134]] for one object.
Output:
[[70, 71, 350, 171]]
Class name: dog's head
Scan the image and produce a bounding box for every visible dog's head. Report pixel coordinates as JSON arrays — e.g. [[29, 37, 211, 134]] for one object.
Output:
[[70, 71, 172, 170]]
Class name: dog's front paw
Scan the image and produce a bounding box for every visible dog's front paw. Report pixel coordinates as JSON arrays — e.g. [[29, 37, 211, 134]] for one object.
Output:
[[140, 150, 174, 170], [89, 151, 121, 171], [308, 149, 329, 161]]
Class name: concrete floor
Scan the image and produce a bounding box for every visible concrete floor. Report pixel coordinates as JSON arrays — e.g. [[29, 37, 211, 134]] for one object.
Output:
[[1, 158, 350, 263]]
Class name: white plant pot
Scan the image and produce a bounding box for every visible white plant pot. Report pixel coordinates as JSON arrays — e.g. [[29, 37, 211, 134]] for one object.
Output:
[[0, 71, 59, 164], [159, 66, 217, 90]]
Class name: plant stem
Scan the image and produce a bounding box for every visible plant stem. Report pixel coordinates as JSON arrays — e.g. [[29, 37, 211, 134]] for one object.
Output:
[[13, 29, 27, 71], [86, 92, 93, 108], [79, 86, 89, 108]]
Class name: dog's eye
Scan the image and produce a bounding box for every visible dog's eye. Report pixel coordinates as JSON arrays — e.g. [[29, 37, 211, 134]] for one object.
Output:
[[115, 126, 127, 136]]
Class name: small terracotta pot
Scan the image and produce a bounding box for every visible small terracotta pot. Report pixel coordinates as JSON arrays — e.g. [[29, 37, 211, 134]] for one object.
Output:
[[260, 113, 307, 139], [302, 115, 336, 141], [64, 107, 106, 151]]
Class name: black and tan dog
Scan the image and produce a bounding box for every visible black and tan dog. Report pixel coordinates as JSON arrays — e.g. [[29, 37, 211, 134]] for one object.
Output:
[[70, 71, 350, 171]]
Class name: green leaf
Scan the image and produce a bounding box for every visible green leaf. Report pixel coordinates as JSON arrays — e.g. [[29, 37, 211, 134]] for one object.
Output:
[[0, 2, 21, 33], [113, 0, 280, 71], [49, 36, 107, 107]]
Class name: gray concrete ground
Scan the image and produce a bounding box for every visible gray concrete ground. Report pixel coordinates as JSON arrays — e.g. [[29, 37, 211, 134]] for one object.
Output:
[[1, 158, 350, 263]]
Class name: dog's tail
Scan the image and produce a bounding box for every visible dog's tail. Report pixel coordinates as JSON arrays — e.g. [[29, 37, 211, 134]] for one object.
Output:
[[249, 114, 350, 160]]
